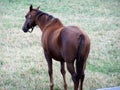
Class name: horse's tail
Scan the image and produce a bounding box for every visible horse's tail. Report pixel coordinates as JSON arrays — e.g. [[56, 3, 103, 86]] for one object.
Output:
[[76, 34, 85, 81]]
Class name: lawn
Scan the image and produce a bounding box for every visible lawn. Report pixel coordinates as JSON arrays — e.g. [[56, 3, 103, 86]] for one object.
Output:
[[0, 0, 120, 90]]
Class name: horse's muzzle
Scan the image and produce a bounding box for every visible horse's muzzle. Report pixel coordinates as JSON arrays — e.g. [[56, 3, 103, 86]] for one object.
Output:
[[22, 26, 28, 33]]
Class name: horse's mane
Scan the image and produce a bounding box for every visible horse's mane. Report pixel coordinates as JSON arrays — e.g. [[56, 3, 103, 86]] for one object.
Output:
[[35, 10, 55, 22]]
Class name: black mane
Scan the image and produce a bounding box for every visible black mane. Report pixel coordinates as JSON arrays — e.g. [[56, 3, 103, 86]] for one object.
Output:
[[35, 10, 54, 21]]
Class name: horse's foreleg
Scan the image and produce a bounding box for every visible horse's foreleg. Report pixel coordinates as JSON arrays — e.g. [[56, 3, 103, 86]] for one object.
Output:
[[60, 61, 67, 90], [66, 62, 79, 90], [44, 52, 53, 90], [48, 63, 53, 90]]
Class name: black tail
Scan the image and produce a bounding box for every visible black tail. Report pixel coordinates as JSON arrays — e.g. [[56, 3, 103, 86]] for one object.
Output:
[[76, 34, 85, 80]]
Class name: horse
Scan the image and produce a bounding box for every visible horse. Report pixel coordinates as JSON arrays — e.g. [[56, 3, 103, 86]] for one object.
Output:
[[22, 5, 90, 90]]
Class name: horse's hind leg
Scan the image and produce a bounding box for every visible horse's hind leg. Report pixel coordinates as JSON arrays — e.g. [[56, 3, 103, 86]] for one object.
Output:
[[60, 61, 67, 90], [80, 73, 85, 90], [66, 62, 79, 90]]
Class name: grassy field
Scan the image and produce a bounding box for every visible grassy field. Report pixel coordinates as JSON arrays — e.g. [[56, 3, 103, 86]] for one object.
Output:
[[0, 0, 120, 90]]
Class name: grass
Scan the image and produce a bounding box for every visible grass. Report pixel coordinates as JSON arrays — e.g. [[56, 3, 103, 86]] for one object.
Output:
[[0, 0, 120, 90]]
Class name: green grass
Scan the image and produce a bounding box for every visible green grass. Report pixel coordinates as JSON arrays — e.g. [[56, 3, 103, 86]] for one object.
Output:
[[0, 0, 120, 90]]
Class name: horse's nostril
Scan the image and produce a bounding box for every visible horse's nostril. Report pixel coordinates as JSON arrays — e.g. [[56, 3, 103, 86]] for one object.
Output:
[[22, 26, 28, 33]]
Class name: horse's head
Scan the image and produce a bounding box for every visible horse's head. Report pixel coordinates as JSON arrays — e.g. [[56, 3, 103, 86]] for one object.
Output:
[[22, 5, 40, 33]]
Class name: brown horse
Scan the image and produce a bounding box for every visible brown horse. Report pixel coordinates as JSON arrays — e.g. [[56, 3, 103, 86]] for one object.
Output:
[[22, 5, 90, 90]]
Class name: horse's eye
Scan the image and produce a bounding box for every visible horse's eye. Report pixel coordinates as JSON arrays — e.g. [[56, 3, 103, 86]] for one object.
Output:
[[25, 15, 27, 19]]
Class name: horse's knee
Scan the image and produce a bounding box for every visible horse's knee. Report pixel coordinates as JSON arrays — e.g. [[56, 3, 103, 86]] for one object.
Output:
[[72, 74, 79, 90], [79, 74, 85, 90], [81, 74, 85, 82], [72, 73, 79, 84], [82, 74, 85, 79]]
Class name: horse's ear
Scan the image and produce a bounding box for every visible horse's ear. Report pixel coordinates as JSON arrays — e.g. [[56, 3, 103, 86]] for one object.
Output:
[[30, 5, 33, 12], [36, 6, 40, 10]]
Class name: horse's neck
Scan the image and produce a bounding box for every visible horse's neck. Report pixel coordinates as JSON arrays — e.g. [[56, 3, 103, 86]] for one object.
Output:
[[36, 15, 48, 30], [36, 15, 64, 33]]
